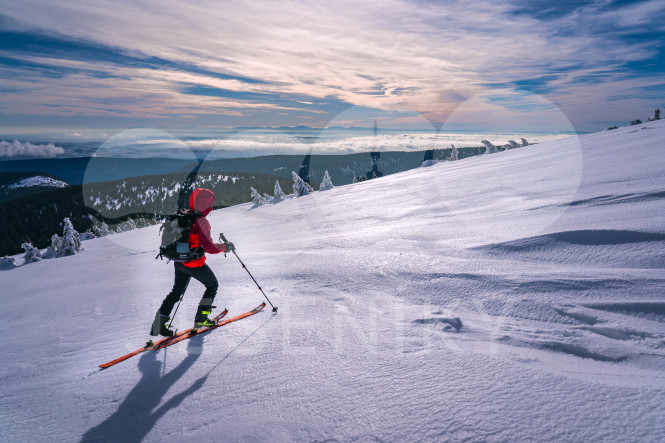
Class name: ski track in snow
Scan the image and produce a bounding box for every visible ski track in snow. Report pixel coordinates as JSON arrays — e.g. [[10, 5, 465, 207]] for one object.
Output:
[[2, 120, 665, 441]]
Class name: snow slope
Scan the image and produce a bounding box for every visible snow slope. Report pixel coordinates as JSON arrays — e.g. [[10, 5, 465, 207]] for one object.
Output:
[[2, 120, 665, 442]]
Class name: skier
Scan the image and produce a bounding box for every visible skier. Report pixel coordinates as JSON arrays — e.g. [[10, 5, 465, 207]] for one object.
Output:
[[151, 188, 235, 336]]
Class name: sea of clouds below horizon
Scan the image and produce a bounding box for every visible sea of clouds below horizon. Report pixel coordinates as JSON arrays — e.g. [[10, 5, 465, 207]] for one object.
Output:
[[0, 130, 574, 160]]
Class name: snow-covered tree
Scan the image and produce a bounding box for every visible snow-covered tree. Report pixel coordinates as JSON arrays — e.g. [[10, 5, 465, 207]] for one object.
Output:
[[21, 242, 42, 263], [132, 218, 150, 229], [506, 140, 520, 149], [319, 170, 334, 191], [116, 218, 137, 233], [655, 109, 661, 120], [0, 255, 17, 270], [42, 234, 61, 259], [79, 229, 96, 241], [60, 217, 82, 256], [250, 186, 267, 207], [481, 140, 498, 154], [273, 180, 286, 201], [521, 138, 529, 147], [92, 222, 113, 237], [292, 171, 314, 196], [449, 144, 458, 161]]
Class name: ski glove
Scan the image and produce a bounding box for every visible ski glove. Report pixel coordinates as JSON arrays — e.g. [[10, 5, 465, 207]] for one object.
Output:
[[224, 241, 235, 252]]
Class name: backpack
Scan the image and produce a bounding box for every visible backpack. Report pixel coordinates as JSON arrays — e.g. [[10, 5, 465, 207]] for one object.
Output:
[[157, 209, 205, 262]]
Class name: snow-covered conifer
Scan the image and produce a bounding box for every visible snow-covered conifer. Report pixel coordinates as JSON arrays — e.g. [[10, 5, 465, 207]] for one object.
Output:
[[42, 234, 61, 259], [250, 187, 267, 207], [0, 255, 17, 270], [292, 171, 314, 196], [22, 242, 42, 263], [449, 144, 459, 161], [79, 229, 96, 241], [507, 140, 520, 149], [521, 138, 529, 147], [319, 170, 334, 191], [60, 217, 82, 256], [481, 140, 498, 154], [116, 218, 137, 233], [273, 181, 286, 201], [92, 222, 113, 237]]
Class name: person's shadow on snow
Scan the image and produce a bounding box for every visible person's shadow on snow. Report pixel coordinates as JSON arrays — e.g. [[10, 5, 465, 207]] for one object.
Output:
[[80, 339, 209, 443]]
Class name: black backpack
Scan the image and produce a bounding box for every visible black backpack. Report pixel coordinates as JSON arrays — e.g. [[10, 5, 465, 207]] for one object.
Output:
[[157, 209, 205, 262]]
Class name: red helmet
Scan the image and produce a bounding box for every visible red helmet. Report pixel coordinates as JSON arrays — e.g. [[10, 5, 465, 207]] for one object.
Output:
[[189, 188, 216, 213]]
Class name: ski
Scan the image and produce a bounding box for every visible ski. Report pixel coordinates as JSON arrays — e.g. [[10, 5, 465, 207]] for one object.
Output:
[[150, 302, 266, 350], [99, 308, 229, 369]]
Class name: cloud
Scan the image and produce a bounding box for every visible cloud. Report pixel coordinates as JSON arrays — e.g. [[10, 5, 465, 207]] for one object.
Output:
[[0, 140, 65, 157], [126, 131, 568, 157], [0, 0, 663, 131]]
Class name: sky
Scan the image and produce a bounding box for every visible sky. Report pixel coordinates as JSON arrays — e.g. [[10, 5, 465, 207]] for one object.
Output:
[[0, 0, 664, 139]]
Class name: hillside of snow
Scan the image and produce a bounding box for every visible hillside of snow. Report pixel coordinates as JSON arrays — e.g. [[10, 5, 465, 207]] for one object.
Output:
[[0, 173, 70, 205], [2, 120, 665, 442], [6, 175, 69, 189]]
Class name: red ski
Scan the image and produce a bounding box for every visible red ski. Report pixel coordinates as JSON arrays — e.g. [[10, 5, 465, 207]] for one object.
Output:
[[100, 303, 267, 369], [99, 308, 229, 369], [152, 302, 266, 350]]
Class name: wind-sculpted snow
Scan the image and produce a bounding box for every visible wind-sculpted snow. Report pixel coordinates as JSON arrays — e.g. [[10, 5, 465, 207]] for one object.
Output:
[[553, 308, 600, 325], [476, 230, 665, 268], [2, 120, 665, 441], [482, 229, 665, 248], [413, 315, 463, 332], [585, 302, 665, 322], [566, 190, 665, 207]]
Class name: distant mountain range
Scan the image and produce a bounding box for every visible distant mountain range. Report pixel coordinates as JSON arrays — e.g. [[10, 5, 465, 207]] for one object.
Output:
[[0, 148, 485, 186], [230, 125, 383, 131]]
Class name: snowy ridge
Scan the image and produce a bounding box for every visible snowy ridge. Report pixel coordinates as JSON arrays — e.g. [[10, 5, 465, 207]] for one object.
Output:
[[7, 175, 68, 189], [2, 120, 665, 442]]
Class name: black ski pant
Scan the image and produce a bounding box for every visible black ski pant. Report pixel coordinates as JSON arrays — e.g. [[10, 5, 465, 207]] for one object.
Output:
[[160, 262, 218, 316]]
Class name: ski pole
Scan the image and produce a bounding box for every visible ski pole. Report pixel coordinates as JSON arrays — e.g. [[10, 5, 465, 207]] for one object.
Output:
[[167, 278, 190, 330], [220, 233, 278, 313]]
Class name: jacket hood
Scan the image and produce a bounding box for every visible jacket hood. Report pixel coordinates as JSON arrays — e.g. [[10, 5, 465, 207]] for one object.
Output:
[[189, 188, 216, 214]]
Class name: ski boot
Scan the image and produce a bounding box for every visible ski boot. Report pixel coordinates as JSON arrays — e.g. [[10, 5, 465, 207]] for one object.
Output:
[[150, 310, 175, 337], [193, 305, 217, 330]]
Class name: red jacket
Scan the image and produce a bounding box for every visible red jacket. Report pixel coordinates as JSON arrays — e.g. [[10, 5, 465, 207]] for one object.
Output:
[[184, 188, 226, 268]]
